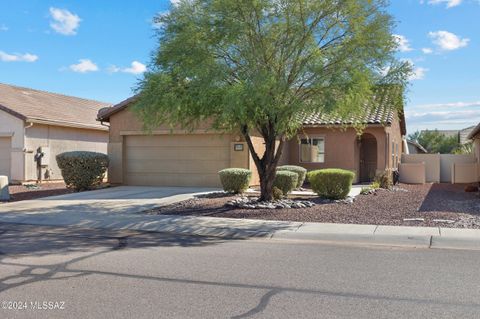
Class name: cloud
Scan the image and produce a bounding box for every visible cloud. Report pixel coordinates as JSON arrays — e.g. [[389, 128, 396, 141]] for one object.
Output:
[[0, 24, 8, 31], [421, 48, 433, 54], [410, 67, 428, 80], [427, 0, 462, 8], [170, 0, 181, 6], [49, 7, 81, 35], [0, 51, 38, 62], [393, 34, 413, 52], [69, 59, 98, 73], [428, 30, 469, 51], [109, 61, 146, 75], [406, 101, 480, 131]]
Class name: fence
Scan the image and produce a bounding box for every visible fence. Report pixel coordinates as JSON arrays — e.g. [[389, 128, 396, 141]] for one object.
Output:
[[399, 154, 478, 184]]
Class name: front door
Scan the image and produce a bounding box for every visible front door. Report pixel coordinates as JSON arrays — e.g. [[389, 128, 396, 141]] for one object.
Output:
[[359, 135, 377, 182]]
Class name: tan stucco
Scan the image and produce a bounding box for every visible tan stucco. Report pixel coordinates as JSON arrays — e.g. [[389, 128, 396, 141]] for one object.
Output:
[[24, 124, 108, 181], [0, 108, 108, 183], [106, 105, 404, 187]]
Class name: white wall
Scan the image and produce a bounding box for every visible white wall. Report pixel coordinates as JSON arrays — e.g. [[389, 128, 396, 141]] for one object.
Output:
[[25, 124, 108, 181], [0, 110, 25, 181]]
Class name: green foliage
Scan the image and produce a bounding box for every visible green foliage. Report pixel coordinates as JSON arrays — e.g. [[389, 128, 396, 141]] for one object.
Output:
[[135, 0, 410, 200], [371, 181, 381, 189], [360, 187, 371, 195], [307, 169, 355, 200], [218, 168, 252, 193], [277, 165, 307, 189], [410, 130, 460, 154], [374, 171, 393, 190], [272, 186, 284, 200], [453, 142, 473, 155], [56, 151, 109, 191], [273, 171, 298, 196]]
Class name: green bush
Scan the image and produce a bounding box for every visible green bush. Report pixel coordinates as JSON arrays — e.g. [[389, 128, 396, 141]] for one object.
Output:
[[374, 170, 393, 190], [307, 169, 355, 200], [273, 171, 298, 195], [277, 165, 307, 189], [218, 168, 252, 193], [272, 186, 283, 200], [56, 151, 109, 191]]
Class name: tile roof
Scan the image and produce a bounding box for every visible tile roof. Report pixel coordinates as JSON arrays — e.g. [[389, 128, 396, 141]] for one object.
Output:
[[302, 89, 399, 126], [0, 83, 112, 130]]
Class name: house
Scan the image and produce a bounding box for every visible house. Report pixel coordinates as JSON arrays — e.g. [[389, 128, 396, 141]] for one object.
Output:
[[407, 140, 427, 154], [420, 125, 476, 145], [97, 89, 406, 187], [468, 123, 480, 178], [0, 83, 111, 183]]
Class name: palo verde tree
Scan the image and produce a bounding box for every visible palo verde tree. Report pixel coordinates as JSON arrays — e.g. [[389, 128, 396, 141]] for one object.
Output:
[[135, 0, 410, 201]]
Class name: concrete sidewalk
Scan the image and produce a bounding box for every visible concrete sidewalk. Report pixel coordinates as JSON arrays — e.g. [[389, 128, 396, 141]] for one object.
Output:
[[0, 205, 480, 250]]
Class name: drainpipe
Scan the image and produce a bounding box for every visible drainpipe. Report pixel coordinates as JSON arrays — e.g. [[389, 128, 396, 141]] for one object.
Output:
[[23, 122, 34, 183], [100, 121, 110, 128]]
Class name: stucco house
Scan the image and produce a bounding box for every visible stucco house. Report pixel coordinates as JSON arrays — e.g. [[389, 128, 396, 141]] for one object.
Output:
[[98, 87, 406, 187], [0, 83, 110, 183], [407, 140, 427, 154], [98, 91, 406, 187], [468, 123, 480, 179]]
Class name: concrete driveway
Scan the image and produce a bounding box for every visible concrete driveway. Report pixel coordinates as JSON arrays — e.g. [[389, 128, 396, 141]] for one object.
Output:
[[0, 186, 218, 216]]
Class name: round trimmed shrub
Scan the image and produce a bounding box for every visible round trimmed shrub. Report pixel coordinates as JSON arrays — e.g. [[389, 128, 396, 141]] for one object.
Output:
[[307, 169, 355, 200], [56, 151, 109, 191], [277, 165, 307, 189], [272, 186, 283, 200], [273, 171, 298, 195], [218, 168, 252, 193]]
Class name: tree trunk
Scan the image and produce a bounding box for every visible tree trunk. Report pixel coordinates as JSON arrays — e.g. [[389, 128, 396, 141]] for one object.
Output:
[[242, 126, 284, 202]]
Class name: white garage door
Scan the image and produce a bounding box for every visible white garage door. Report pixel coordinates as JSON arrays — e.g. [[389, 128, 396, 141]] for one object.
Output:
[[0, 137, 11, 179], [124, 134, 231, 187]]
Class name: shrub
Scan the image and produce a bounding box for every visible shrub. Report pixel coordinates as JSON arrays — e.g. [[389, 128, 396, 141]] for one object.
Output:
[[218, 168, 252, 193], [276, 165, 307, 189], [370, 181, 381, 189], [56, 151, 109, 191], [273, 171, 298, 195], [374, 170, 393, 190], [307, 169, 355, 200], [272, 186, 283, 200]]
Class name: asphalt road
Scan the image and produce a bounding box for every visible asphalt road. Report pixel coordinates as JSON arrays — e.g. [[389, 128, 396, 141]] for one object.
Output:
[[0, 223, 479, 319]]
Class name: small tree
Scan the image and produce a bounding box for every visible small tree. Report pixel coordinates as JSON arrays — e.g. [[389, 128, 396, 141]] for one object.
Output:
[[135, 0, 410, 201], [415, 130, 460, 154]]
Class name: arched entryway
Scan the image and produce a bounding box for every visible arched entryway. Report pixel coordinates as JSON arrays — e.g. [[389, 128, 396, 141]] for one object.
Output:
[[359, 133, 377, 182]]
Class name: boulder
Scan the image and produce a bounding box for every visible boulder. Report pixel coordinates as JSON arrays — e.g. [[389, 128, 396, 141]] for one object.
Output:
[[0, 175, 9, 201]]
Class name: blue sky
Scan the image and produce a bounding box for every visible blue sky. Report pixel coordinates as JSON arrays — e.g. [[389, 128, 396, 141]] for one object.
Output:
[[0, 0, 479, 134]]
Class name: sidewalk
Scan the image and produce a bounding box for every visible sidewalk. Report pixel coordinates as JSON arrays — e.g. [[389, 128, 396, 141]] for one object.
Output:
[[0, 206, 480, 250]]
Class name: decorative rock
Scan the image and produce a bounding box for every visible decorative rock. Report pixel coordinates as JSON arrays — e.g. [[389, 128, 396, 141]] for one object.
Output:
[[0, 175, 9, 201], [403, 218, 425, 222], [225, 197, 315, 210]]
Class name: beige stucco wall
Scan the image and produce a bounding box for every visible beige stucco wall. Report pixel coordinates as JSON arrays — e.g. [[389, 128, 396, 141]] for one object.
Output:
[[401, 154, 441, 183], [283, 126, 388, 183], [107, 107, 248, 185], [385, 113, 403, 170], [0, 110, 25, 181], [24, 124, 108, 181], [398, 162, 426, 184]]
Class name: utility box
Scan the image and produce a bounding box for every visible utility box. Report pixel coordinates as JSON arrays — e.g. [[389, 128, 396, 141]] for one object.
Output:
[[39, 146, 50, 167]]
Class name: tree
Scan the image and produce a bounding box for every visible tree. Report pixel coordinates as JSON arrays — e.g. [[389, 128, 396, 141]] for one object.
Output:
[[415, 130, 460, 154], [135, 0, 410, 201]]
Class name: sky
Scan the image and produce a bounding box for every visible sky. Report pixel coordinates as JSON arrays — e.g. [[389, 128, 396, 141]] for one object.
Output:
[[0, 0, 479, 134]]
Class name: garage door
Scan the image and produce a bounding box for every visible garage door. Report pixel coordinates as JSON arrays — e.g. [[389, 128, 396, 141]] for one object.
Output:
[[124, 134, 231, 187], [0, 137, 11, 179]]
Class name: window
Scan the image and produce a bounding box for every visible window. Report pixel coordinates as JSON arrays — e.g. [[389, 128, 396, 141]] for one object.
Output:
[[300, 137, 325, 163], [391, 141, 395, 168]]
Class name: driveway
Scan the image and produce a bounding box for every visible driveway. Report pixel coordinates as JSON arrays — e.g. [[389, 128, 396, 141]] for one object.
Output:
[[0, 186, 217, 216]]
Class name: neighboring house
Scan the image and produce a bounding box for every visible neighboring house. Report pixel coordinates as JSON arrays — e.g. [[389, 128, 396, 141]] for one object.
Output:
[[421, 125, 476, 145], [407, 140, 427, 154], [0, 83, 111, 183], [468, 123, 480, 176], [97, 90, 406, 187]]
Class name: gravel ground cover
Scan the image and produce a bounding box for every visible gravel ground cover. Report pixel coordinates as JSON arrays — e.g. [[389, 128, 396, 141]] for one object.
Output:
[[2, 183, 72, 202], [147, 183, 480, 229]]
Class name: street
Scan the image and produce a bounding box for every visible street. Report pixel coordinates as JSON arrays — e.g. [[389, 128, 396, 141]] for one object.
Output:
[[0, 223, 479, 319]]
